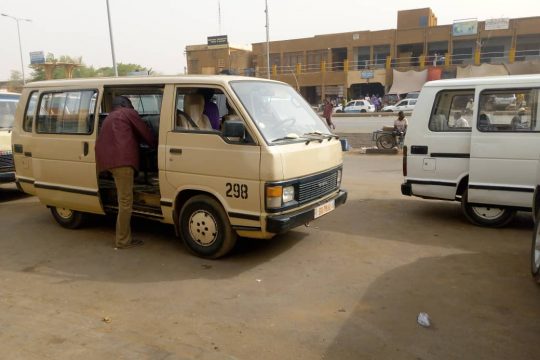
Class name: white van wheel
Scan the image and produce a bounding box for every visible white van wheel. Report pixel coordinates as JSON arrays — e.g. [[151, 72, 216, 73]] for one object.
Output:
[[532, 216, 540, 283], [179, 195, 237, 259], [50, 206, 85, 229], [460, 190, 515, 227]]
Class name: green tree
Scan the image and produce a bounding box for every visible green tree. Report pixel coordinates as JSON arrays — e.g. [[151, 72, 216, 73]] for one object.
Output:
[[7, 70, 23, 92]]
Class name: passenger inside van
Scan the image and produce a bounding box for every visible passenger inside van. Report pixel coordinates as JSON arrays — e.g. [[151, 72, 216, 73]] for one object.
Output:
[[176, 94, 213, 130], [511, 107, 529, 130]]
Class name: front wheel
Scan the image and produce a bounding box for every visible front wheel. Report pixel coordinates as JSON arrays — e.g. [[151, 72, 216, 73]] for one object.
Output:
[[179, 195, 237, 259], [460, 190, 515, 227], [50, 206, 85, 229], [532, 216, 540, 283], [376, 134, 396, 149]]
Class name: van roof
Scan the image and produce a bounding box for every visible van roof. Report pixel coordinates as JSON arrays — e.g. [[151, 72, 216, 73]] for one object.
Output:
[[424, 74, 540, 88], [25, 75, 283, 89]]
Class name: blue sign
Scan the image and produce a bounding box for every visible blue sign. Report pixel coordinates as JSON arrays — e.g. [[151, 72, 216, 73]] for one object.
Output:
[[29, 51, 45, 64], [361, 70, 374, 79]]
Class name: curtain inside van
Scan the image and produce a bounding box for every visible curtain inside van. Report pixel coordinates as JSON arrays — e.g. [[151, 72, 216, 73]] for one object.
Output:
[[388, 69, 428, 94], [456, 63, 508, 78]]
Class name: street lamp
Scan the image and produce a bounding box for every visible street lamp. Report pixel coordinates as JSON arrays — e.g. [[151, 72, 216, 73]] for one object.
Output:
[[105, 0, 118, 77], [1, 13, 32, 84]]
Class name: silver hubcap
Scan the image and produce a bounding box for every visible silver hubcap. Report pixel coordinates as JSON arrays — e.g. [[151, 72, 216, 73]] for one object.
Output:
[[534, 225, 540, 272], [471, 206, 505, 220], [56, 207, 74, 220], [188, 210, 218, 247]]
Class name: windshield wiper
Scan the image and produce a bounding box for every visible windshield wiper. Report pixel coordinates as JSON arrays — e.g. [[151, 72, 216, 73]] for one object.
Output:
[[303, 131, 339, 143], [271, 133, 301, 143]]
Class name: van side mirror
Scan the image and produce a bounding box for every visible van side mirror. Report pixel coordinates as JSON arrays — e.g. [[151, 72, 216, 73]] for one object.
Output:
[[222, 119, 245, 138]]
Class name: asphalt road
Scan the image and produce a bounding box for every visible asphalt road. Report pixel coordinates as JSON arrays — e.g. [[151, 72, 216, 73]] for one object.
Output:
[[0, 154, 538, 359]]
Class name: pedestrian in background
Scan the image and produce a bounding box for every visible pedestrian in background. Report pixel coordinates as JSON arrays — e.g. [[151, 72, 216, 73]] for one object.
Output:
[[323, 98, 335, 130]]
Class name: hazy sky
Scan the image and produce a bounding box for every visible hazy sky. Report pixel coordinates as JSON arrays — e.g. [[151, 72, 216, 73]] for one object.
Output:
[[1, 0, 539, 80]]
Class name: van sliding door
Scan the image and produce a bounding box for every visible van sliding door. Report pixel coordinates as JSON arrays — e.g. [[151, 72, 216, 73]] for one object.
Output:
[[32, 88, 104, 214], [468, 87, 540, 208]]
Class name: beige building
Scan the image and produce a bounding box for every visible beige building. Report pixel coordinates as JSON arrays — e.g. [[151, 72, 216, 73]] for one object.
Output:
[[186, 8, 540, 104]]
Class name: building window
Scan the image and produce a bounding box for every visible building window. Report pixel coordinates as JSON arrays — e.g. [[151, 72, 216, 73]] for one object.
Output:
[[283, 51, 303, 71], [306, 50, 328, 72]]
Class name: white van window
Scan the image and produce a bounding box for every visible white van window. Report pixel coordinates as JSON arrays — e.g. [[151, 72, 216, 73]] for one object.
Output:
[[37, 90, 97, 134], [23, 91, 38, 132], [125, 94, 161, 115], [478, 89, 539, 132], [428, 90, 474, 132]]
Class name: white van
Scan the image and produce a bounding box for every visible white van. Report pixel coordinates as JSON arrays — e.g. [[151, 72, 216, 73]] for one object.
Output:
[[401, 75, 540, 227], [12, 76, 347, 258], [0, 92, 20, 183]]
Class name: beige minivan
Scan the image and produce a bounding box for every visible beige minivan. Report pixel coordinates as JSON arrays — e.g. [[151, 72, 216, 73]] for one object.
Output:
[[12, 75, 347, 258]]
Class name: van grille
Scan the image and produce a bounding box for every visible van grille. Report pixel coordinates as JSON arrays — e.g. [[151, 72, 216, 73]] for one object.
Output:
[[0, 152, 14, 173], [297, 170, 338, 204]]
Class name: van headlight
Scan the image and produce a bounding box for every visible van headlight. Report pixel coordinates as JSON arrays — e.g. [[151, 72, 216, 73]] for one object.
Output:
[[336, 169, 342, 187], [266, 185, 296, 209]]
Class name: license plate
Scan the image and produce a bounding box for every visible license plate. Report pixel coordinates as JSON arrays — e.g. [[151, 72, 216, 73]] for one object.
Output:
[[314, 200, 335, 219]]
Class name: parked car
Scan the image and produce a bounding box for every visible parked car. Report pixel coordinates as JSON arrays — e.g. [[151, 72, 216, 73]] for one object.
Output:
[[333, 104, 343, 113], [382, 98, 417, 112], [532, 160, 540, 283], [343, 99, 375, 113], [382, 93, 401, 107], [405, 91, 420, 99]]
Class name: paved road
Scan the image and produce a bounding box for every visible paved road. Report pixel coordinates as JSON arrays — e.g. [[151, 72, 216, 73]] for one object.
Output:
[[0, 155, 538, 359]]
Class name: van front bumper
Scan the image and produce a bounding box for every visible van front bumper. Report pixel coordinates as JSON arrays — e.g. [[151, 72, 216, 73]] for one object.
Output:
[[0, 172, 15, 183], [265, 190, 347, 234]]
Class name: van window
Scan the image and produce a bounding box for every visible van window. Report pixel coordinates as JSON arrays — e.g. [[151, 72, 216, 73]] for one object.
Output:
[[23, 91, 38, 132], [0, 98, 18, 129], [478, 89, 539, 132], [428, 90, 474, 132], [125, 94, 161, 115], [37, 90, 97, 134]]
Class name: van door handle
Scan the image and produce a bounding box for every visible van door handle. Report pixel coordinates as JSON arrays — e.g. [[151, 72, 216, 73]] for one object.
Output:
[[169, 148, 182, 155], [83, 142, 89, 156]]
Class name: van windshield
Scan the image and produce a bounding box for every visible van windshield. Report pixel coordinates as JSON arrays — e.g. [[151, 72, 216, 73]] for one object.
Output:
[[0, 98, 19, 129], [230, 81, 331, 143]]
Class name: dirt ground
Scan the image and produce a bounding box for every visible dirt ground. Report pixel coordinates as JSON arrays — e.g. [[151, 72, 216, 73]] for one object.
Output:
[[0, 154, 538, 360]]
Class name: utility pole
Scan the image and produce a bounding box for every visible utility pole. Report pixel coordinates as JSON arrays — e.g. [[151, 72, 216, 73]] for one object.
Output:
[[1, 13, 31, 84], [265, 0, 270, 79], [105, 0, 118, 76]]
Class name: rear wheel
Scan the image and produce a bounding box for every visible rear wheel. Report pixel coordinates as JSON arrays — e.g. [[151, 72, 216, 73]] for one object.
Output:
[[50, 206, 85, 229], [532, 216, 540, 283], [360, 109, 367, 113], [376, 134, 396, 149], [460, 190, 515, 227], [179, 195, 237, 259]]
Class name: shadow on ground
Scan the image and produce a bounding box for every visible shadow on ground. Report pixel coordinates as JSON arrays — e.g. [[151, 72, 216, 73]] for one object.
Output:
[[323, 251, 540, 360]]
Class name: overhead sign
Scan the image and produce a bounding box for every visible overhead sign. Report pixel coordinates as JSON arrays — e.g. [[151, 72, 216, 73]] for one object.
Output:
[[207, 35, 228, 47], [29, 51, 45, 64], [452, 20, 478, 37], [485, 18, 510, 30], [361, 70, 374, 79]]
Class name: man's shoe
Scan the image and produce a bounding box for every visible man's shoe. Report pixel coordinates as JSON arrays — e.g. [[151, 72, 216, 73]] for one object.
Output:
[[115, 239, 144, 250]]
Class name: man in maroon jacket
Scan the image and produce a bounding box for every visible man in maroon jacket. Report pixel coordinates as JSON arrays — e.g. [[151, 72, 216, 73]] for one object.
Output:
[[95, 96, 156, 249]]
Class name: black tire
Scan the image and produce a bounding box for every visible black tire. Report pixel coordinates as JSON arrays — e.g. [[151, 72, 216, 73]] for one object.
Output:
[[179, 195, 237, 259], [376, 134, 396, 149], [460, 190, 515, 227], [532, 215, 540, 284], [50, 206, 85, 229]]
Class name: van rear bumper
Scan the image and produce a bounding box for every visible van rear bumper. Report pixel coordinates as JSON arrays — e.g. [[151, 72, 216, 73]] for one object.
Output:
[[265, 190, 347, 234], [401, 182, 412, 196]]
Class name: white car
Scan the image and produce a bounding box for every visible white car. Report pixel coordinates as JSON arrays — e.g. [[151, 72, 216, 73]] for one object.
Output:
[[343, 100, 375, 113], [382, 98, 417, 112]]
